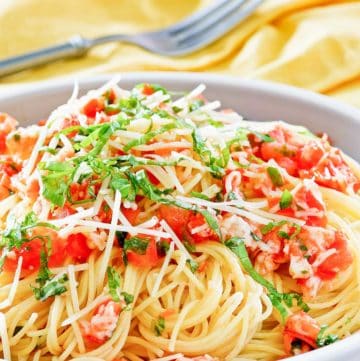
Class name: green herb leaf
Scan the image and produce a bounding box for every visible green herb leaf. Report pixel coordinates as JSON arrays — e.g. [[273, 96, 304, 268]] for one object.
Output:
[[186, 259, 199, 273], [190, 191, 210, 201], [121, 291, 134, 306], [123, 123, 177, 152], [154, 316, 165, 336], [251, 131, 274, 143], [260, 221, 287, 235], [267, 167, 284, 187], [225, 237, 308, 321], [107, 266, 122, 302], [316, 326, 339, 347], [32, 274, 68, 301], [280, 190, 293, 210]]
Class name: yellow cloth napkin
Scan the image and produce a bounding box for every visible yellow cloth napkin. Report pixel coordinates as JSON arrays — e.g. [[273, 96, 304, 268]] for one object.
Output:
[[0, 0, 360, 107]]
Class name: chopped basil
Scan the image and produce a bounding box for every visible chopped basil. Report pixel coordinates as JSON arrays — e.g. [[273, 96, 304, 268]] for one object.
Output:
[[225, 237, 309, 321], [278, 230, 290, 239], [251, 131, 274, 143], [189, 99, 205, 112], [250, 231, 262, 242], [32, 274, 68, 301], [154, 316, 165, 336], [267, 167, 284, 187], [260, 221, 287, 235], [316, 325, 339, 347], [121, 292, 134, 307], [123, 236, 149, 265], [186, 259, 199, 273], [190, 191, 210, 201], [107, 266, 122, 302], [280, 189, 293, 209], [191, 129, 228, 178], [116, 231, 127, 248], [123, 123, 177, 152]]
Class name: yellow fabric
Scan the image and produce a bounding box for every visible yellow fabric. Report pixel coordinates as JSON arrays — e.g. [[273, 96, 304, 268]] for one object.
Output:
[[0, 0, 360, 107]]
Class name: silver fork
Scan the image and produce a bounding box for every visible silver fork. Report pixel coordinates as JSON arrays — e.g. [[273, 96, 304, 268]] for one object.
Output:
[[0, 0, 263, 78]]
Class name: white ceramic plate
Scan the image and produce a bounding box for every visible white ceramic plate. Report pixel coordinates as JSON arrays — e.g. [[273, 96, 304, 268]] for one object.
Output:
[[0, 72, 359, 360]]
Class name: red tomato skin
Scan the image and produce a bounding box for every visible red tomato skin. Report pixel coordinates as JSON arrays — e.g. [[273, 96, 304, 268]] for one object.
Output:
[[3, 239, 42, 272], [83, 99, 105, 118], [187, 213, 219, 243], [66, 233, 92, 262], [49, 204, 75, 219], [142, 84, 155, 95], [158, 205, 191, 238], [127, 238, 159, 268], [48, 238, 67, 267], [316, 232, 353, 280], [146, 170, 160, 185], [121, 206, 140, 225], [0, 132, 6, 153]]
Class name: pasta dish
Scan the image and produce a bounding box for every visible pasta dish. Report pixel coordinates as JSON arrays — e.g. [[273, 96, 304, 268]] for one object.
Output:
[[0, 80, 359, 361]]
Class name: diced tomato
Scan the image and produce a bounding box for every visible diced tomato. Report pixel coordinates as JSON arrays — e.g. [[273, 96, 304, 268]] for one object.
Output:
[[81, 299, 121, 345], [37, 119, 47, 126], [142, 83, 155, 96], [97, 202, 113, 223], [0, 113, 18, 135], [69, 181, 92, 202], [127, 237, 159, 268], [60, 116, 80, 138], [121, 206, 140, 226], [49, 204, 75, 219], [48, 237, 67, 267], [25, 178, 40, 201], [0, 157, 21, 176], [160, 309, 176, 318], [187, 213, 218, 243], [316, 231, 353, 281], [283, 312, 320, 355], [146, 170, 160, 185], [3, 238, 42, 272], [0, 132, 6, 153], [83, 98, 105, 118], [66, 233, 92, 262], [158, 205, 191, 238]]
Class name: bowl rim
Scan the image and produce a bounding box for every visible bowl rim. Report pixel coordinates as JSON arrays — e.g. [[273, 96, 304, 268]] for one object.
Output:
[[1, 71, 360, 120], [1, 71, 360, 360]]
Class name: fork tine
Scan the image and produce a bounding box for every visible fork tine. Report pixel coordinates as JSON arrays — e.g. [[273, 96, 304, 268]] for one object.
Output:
[[176, 0, 263, 50], [167, 0, 234, 35], [174, 0, 259, 43]]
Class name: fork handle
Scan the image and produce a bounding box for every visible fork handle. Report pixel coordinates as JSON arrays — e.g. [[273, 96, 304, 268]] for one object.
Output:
[[0, 35, 92, 78]]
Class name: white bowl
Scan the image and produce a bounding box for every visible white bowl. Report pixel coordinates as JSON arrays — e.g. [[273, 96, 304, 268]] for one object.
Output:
[[0, 72, 359, 360]]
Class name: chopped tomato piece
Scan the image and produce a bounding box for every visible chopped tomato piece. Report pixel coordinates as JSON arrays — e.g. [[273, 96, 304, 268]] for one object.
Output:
[[316, 231, 353, 281], [0, 113, 18, 135], [187, 213, 218, 243], [60, 116, 80, 138], [3, 238, 42, 272], [66, 233, 92, 262], [49, 204, 75, 219], [127, 237, 159, 268], [142, 83, 155, 95], [83, 98, 105, 118], [80, 299, 121, 345], [48, 237, 67, 267], [158, 205, 191, 238], [121, 206, 140, 226], [69, 181, 92, 202], [0, 132, 6, 153], [146, 170, 160, 185], [283, 312, 320, 355]]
